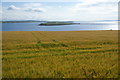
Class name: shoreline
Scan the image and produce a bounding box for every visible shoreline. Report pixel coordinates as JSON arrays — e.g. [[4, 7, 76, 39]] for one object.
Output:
[[1, 30, 118, 32]]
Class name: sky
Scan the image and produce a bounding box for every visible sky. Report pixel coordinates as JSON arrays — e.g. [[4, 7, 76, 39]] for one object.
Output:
[[1, 0, 119, 21]]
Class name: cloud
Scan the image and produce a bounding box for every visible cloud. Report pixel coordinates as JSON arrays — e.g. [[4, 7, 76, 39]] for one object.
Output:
[[80, 0, 119, 5], [7, 5, 20, 10], [23, 3, 45, 12], [3, 1, 118, 21], [33, 8, 45, 12], [25, 8, 46, 12], [23, 3, 42, 8], [23, 3, 46, 12], [71, 0, 118, 13], [73, 0, 118, 9], [67, 0, 118, 21], [7, 4, 45, 13]]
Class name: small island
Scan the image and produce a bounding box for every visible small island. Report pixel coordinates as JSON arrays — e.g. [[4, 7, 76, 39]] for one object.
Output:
[[39, 21, 80, 26]]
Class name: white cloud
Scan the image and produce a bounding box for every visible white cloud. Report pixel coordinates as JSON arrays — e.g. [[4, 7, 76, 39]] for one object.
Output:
[[72, 1, 118, 12], [33, 8, 45, 12], [71, 0, 118, 12], [69, 0, 118, 21], [23, 3, 45, 12], [7, 5, 20, 10], [7, 4, 45, 13], [3, 9, 43, 20], [23, 3, 42, 8], [80, 0, 119, 5], [25, 8, 46, 12], [3, 1, 119, 21]]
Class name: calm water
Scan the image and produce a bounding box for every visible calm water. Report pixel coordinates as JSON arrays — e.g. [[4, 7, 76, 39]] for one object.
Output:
[[1, 21, 118, 31]]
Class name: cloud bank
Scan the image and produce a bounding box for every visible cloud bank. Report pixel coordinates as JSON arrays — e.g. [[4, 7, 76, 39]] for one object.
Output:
[[2, 1, 118, 21]]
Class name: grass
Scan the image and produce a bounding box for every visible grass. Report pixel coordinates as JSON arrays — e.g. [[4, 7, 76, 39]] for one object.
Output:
[[2, 30, 118, 78]]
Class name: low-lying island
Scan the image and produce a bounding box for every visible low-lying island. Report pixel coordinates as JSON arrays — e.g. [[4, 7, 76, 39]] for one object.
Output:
[[39, 21, 80, 26]]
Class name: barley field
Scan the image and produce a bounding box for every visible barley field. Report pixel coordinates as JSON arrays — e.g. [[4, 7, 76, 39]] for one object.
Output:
[[2, 30, 118, 78]]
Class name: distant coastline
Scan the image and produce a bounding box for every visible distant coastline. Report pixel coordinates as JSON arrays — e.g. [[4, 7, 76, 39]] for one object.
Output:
[[0, 19, 119, 23], [0, 20, 44, 23]]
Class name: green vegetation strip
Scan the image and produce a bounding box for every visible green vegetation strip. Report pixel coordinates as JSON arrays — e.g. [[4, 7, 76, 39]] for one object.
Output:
[[2, 49, 118, 59], [31, 32, 41, 49], [3, 46, 104, 55]]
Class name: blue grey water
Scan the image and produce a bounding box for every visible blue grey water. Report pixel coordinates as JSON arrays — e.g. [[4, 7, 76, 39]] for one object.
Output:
[[1, 21, 118, 31]]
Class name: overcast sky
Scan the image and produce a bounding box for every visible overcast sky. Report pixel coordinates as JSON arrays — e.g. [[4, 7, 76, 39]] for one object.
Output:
[[1, 0, 119, 21]]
